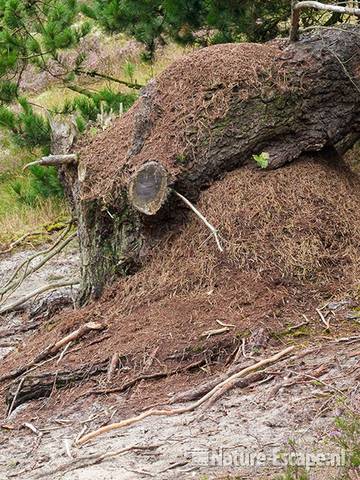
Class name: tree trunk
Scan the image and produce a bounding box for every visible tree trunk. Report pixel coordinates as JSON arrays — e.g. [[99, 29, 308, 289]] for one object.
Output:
[[73, 27, 360, 303]]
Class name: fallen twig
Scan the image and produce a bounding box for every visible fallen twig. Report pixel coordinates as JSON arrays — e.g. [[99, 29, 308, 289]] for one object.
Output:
[[174, 190, 224, 252], [332, 336, 360, 344], [287, 319, 309, 333], [7, 377, 25, 416], [216, 319, 235, 328], [77, 346, 294, 445], [0, 230, 44, 255], [316, 308, 330, 329], [200, 326, 230, 338], [57, 341, 73, 364]]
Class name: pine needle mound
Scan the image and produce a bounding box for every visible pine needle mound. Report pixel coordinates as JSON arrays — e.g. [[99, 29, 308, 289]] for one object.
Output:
[[109, 156, 360, 314], [1, 156, 359, 419]]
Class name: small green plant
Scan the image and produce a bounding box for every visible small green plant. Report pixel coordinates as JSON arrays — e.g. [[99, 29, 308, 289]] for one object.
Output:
[[333, 412, 360, 473], [252, 151, 270, 169], [276, 465, 310, 480], [123, 61, 136, 84]]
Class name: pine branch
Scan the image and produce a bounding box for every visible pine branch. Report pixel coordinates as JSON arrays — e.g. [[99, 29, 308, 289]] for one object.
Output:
[[75, 69, 144, 90]]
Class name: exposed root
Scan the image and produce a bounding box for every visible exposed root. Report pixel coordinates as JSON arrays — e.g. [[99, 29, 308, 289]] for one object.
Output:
[[0, 322, 106, 383], [76, 346, 294, 445], [0, 279, 80, 315], [90, 358, 208, 396], [6, 359, 109, 411]]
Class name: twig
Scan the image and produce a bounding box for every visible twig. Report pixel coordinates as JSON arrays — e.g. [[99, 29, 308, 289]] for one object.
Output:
[[51, 322, 106, 352], [290, 1, 360, 41], [23, 154, 77, 171], [23, 422, 41, 436], [7, 377, 25, 416], [174, 190, 224, 252], [216, 320, 235, 328], [200, 326, 230, 338], [57, 341, 73, 364], [0, 279, 80, 315], [332, 336, 360, 344], [316, 308, 330, 329], [287, 319, 309, 332], [77, 346, 294, 445], [0, 231, 44, 255], [74, 68, 144, 90]]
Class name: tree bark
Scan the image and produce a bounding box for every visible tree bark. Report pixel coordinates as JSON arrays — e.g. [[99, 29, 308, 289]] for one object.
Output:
[[6, 361, 108, 411], [73, 27, 360, 303]]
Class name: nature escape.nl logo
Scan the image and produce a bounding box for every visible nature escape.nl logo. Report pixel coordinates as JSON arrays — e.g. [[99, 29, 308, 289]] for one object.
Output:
[[190, 447, 346, 469]]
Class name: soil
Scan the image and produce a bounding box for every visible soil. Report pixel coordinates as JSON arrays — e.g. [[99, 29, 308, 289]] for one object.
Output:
[[0, 157, 359, 479]]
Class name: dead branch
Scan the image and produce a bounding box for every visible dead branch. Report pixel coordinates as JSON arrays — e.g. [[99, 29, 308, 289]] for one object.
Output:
[[174, 191, 224, 252], [287, 319, 309, 333], [7, 377, 25, 416], [23, 154, 77, 171], [52, 322, 106, 352], [0, 322, 106, 383], [290, 1, 360, 42], [77, 346, 294, 445], [0, 279, 80, 315]]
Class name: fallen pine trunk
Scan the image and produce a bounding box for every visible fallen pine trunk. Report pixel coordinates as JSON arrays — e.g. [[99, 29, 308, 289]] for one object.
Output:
[[74, 27, 359, 302]]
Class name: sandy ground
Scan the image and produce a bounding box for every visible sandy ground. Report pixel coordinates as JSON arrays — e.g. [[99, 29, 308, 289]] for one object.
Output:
[[0, 244, 359, 480], [0, 240, 80, 362]]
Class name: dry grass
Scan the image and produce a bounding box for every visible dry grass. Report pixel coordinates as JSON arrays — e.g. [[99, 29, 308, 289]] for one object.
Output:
[[0, 198, 68, 245]]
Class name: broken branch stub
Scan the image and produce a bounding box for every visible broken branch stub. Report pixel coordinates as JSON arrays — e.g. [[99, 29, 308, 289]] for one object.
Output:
[[128, 161, 169, 215]]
